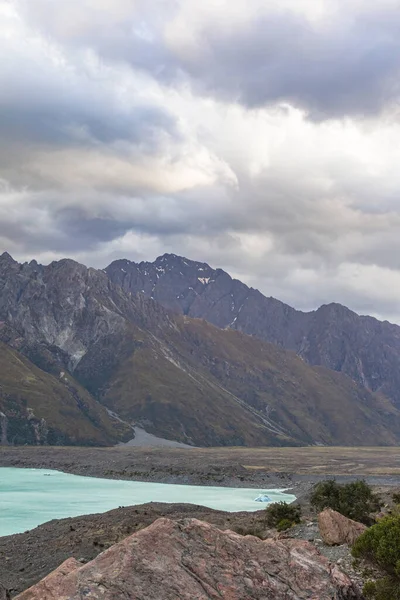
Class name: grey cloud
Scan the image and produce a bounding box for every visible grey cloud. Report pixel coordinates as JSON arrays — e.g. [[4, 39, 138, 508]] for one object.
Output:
[[176, 10, 400, 118], [0, 101, 176, 147], [0, 12, 178, 188], [18, 2, 400, 118], [0, 62, 177, 151]]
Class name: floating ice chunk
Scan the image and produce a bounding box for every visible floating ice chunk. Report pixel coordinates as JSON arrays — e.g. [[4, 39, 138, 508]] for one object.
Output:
[[254, 494, 272, 503]]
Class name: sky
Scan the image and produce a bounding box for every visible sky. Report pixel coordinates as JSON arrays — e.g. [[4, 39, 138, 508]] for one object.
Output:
[[1, 0, 400, 321]]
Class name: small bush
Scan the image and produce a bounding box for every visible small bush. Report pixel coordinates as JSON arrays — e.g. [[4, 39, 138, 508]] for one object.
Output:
[[233, 525, 264, 539], [264, 502, 301, 529], [277, 518, 294, 531], [362, 578, 400, 600], [352, 514, 400, 600], [310, 479, 381, 524], [392, 492, 400, 505]]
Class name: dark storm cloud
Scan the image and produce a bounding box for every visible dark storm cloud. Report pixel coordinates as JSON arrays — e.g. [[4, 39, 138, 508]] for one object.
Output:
[[0, 3, 178, 189], [19, 2, 400, 118], [187, 10, 400, 118], [0, 100, 177, 147], [0, 49, 177, 152]]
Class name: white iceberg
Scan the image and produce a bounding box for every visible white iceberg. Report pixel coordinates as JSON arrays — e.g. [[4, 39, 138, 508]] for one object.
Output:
[[254, 494, 272, 503]]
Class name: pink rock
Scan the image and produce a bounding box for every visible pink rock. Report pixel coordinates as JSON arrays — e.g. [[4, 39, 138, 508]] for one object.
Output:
[[16, 518, 361, 600], [318, 508, 367, 546]]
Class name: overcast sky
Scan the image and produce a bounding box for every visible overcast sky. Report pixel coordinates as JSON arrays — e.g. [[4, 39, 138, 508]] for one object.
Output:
[[1, 0, 400, 321]]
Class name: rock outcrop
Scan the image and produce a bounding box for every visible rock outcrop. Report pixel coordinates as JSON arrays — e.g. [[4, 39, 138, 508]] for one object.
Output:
[[318, 509, 367, 546], [16, 517, 362, 600]]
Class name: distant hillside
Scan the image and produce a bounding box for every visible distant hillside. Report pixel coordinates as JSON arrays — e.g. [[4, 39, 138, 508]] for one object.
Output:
[[106, 253, 400, 409], [0, 340, 130, 446], [1, 251, 400, 447]]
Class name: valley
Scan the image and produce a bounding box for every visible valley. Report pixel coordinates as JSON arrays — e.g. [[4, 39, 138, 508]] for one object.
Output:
[[1, 445, 400, 486]]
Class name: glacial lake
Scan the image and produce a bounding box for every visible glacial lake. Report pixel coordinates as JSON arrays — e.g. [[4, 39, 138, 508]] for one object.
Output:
[[0, 467, 296, 537]]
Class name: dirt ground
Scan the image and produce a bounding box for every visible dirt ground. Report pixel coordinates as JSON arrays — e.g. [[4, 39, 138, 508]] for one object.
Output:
[[1, 445, 400, 487]]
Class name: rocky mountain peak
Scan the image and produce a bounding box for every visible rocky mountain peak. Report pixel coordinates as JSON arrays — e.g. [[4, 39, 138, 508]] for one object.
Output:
[[0, 252, 19, 273], [0, 251, 15, 263], [0, 256, 136, 373], [154, 252, 212, 270], [106, 253, 400, 408]]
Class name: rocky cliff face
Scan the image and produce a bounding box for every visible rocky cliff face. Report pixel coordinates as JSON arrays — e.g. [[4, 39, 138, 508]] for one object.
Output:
[[15, 518, 362, 600], [0, 252, 139, 371], [106, 253, 400, 407], [2, 251, 400, 447], [0, 253, 138, 445]]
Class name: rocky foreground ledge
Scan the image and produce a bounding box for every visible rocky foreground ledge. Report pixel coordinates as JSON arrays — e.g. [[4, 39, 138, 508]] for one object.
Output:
[[15, 517, 361, 600]]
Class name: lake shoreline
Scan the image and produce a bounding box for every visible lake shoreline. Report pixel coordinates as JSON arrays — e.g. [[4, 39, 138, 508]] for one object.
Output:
[[0, 467, 297, 538], [2, 445, 400, 504], [0, 445, 299, 489]]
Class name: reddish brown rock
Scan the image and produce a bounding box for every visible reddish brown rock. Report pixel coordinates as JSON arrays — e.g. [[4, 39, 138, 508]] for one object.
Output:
[[318, 509, 367, 546], [16, 517, 361, 600]]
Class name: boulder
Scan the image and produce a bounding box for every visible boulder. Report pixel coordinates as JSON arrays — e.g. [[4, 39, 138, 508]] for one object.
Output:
[[16, 517, 362, 600], [318, 509, 367, 546]]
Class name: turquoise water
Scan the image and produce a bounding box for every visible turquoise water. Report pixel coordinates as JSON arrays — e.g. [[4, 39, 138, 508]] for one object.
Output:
[[0, 467, 296, 537]]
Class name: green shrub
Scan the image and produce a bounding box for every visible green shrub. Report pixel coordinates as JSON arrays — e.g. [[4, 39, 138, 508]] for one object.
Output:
[[352, 514, 400, 600], [310, 479, 381, 524], [392, 492, 400, 505], [277, 518, 294, 531], [234, 524, 264, 539], [362, 578, 400, 600], [264, 502, 301, 528]]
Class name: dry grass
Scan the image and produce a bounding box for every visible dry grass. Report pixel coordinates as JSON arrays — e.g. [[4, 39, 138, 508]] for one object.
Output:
[[1, 445, 400, 478]]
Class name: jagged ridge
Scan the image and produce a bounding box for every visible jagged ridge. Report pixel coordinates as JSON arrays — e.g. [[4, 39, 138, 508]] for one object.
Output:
[[106, 253, 400, 408]]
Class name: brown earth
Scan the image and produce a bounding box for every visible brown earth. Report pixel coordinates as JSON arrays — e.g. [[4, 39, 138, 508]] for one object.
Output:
[[1, 446, 400, 487]]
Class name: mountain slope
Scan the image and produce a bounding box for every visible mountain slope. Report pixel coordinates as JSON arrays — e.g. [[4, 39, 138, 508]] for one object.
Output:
[[106, 254, 400, 408], [1, 251, 400, 447], [0, 340, 130, 446], [98, 311, 400, 446]]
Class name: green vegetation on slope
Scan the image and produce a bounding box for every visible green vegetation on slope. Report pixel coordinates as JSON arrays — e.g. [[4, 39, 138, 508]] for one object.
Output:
[[81, 311, 400, 447], [100, 343, 288, 447], [0, 342, 130, 445]]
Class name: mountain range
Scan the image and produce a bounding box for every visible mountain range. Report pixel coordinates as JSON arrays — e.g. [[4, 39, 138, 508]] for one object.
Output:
[[106, 253, 400, 409], [1, 250, 400, 447]]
